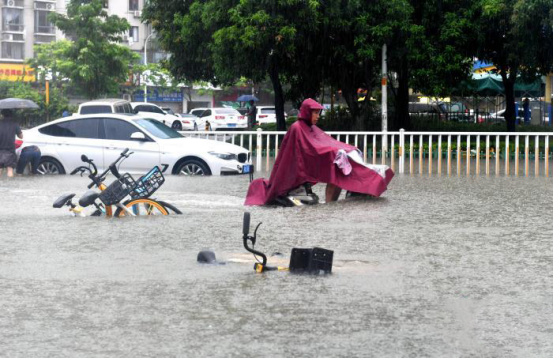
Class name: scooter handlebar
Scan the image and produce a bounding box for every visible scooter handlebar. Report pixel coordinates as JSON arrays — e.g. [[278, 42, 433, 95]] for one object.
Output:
[[243, 212, 251, 236]]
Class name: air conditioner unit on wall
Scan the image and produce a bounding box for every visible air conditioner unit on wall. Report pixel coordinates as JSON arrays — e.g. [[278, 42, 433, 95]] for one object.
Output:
[[133, 11, 141, 18], [7, 0, 15, 7], [34, 1, 56, 10]]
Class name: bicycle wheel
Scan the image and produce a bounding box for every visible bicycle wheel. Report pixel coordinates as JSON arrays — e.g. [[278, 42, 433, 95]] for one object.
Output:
[[114, 198, 169, 217], [156, 200, 183, 214]]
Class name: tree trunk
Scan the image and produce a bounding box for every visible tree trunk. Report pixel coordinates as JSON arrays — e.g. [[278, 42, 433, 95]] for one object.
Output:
[[501, 71, 516, 132], [395, 59, 411, 131], [342, 86, 362, 130], [268, 61, 286, 131]]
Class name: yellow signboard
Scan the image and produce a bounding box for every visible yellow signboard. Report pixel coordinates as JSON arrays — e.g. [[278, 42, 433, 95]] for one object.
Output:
[[0, 63, 36, 82]]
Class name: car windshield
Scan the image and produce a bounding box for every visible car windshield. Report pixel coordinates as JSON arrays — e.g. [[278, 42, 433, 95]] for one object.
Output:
[[134, 118, 183, 139], [261, 108, 275, 114]]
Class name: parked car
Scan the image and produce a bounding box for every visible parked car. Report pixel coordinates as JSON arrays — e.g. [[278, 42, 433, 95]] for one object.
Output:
[[190, 107, 247, 130], [172, 113, 207, 131], [130, 102, 178, 126], [489, 108, 527, 124], [78, 99, 134, 115], [408, 102, 448, 121], [446, 102, 472, 122], [25, 114, 252, 176], [161, 107, 176, 116], [287, 109, 300, 118], [255, 106, 287, 125]]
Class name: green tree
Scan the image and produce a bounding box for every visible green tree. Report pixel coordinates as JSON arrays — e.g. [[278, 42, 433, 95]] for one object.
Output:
[[386, 0, 476, 131], [0, 81, 70, 125], [144, 0, 319, 130], [474, 0, 553, 131], [34, 0, 138, 99]]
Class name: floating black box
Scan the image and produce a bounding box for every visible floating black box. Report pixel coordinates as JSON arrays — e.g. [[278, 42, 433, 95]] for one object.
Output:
[[289, 247, 333, 274]]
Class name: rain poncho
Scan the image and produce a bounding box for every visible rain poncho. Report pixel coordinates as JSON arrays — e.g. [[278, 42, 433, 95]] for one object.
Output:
[[245, 98, 394, 206]]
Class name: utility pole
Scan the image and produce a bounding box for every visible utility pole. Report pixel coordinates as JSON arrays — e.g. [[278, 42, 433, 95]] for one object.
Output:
[[143, 32, 155, 103], [381, 44, 387, 132], [381, 44, 388, 161]]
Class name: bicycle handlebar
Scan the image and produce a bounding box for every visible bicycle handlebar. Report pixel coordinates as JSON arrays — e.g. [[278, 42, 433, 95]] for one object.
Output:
[[83, 148, 132, 189]]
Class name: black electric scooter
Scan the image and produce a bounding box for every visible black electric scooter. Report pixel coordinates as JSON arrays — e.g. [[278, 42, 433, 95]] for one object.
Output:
[[242, 212, 334, 274]]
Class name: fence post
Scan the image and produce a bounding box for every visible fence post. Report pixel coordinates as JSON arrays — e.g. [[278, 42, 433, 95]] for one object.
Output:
[[399, 128, 405, 174], [256, 128, 263, 172]]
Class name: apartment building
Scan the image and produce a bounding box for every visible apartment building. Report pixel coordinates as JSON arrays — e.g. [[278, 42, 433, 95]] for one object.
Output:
[[0, 0, 157, 71], [0, 0, 215, 113]]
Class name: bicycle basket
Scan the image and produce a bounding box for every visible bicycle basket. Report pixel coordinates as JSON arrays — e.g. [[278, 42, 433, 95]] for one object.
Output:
[[98, 173, 136, 206], [130, 166, 165, 199]]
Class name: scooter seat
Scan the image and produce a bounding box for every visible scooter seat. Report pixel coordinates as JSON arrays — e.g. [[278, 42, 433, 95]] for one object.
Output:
[[78, 190, 100, 208], [53, 193, 76, 208]]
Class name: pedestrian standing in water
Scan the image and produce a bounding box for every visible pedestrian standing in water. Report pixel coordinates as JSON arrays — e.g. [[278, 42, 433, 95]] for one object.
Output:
[[0, 109, 23, 178], [247, 100, 257, 129]]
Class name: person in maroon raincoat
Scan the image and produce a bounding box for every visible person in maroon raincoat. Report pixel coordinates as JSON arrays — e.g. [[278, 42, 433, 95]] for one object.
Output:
[[244, 98, 394, 206]]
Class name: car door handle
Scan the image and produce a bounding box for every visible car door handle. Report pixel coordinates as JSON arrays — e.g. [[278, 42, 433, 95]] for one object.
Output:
[[105, 146, 118, 150]]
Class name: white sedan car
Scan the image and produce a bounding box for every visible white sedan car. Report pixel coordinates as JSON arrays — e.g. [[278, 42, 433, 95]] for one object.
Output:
[[192, 107, 248, 130], [130, 102, 178, 126], [25, 114, 252, 176]]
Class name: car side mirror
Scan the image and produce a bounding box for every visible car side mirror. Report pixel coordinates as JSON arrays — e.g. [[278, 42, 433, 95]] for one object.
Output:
[[130, 132, 147, 141]]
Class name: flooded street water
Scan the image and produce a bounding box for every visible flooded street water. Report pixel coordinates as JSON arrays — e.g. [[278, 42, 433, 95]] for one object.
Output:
[[0, 170, 552, 357]]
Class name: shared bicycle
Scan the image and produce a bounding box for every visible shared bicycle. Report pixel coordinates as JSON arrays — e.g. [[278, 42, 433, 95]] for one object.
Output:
[[53, 148, 181, 217]]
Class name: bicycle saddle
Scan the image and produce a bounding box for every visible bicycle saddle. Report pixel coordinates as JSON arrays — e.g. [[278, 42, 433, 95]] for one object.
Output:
[[78, 190, 100, 208], [53, 193, 76, 208]]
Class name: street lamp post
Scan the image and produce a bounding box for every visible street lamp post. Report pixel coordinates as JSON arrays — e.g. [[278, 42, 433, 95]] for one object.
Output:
[[143, 32, 155, 103]]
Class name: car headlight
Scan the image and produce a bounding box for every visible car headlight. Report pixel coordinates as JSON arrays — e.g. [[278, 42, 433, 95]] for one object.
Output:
[[208, 151, 237, 160]]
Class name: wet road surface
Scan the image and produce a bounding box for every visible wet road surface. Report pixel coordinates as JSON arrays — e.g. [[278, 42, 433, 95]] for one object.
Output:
[[0, 171, 552, 357]]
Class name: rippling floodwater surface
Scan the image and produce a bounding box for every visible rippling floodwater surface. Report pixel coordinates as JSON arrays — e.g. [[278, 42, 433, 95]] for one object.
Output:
[[0, 171, 552, 357]]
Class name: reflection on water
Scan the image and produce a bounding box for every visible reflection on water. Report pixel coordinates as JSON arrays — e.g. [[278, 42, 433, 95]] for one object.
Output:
[[0, 172, 552, 357]]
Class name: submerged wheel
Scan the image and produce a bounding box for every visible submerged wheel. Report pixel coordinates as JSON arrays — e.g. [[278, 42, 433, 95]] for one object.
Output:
[[157, 200, 182, 214], [37, 158, 65, 175], [114, 198, 169, 217], [176, 159, 211, 176]]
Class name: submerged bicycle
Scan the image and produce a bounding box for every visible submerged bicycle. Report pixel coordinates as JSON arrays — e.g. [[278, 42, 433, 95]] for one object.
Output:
[[53, 148, 181, 217]]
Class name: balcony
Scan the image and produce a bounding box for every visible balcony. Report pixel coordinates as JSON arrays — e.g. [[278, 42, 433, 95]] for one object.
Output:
[[2, 23, 24, 33], [35, 25, 55, 35]]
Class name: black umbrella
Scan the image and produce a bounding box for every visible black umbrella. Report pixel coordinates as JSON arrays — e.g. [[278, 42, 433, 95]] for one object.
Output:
[[0, 98, 39, 110]]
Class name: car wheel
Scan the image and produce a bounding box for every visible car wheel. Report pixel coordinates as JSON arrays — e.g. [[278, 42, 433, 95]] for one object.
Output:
[[177, 159, 211, 176], [37, 158, 65, 175], [172, 121, 183, 131]]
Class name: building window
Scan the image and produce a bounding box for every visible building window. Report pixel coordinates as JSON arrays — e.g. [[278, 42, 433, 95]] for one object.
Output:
[[1, 42, 24, 60], [103, 0, 109, 8], [129, 0, 139, 11], [130, 26, 139, 43], [35, 11, 55, 34], [2, 8, 24, 32]]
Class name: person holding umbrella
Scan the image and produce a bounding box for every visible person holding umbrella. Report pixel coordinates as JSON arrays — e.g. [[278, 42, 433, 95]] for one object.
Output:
[[237, 94, 259, 129], [247, 100, 257, 129], [0, 98, 39, 177], [0, 109, 23, 177]]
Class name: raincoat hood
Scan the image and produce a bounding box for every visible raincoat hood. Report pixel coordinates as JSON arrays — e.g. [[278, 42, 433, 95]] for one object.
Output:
[[298, 98, 324, 125]]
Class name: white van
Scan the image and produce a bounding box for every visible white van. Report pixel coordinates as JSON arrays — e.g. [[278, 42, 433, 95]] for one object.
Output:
[[78, 99, 134, 115]]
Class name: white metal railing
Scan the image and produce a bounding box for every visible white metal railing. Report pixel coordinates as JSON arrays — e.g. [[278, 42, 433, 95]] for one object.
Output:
[[180, 129, 553, 177]]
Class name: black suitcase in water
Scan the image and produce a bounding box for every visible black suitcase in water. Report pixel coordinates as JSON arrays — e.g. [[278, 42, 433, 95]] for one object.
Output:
[[289, 247, 333, 274]]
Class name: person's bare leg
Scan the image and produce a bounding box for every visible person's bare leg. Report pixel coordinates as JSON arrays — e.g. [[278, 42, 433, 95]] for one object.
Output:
[[325, 183, 342, 202], [7, 167, 14, 177]]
